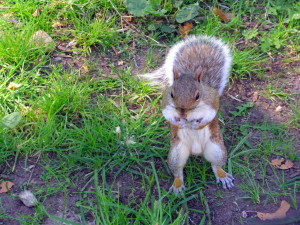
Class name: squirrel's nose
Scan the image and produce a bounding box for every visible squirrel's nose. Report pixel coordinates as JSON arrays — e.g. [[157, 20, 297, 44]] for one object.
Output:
[[178, 108, 187, 119]]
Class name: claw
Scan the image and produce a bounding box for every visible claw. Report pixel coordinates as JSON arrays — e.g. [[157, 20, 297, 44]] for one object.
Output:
[[217, 173, 234, 189], [169, 185, 186, 195]]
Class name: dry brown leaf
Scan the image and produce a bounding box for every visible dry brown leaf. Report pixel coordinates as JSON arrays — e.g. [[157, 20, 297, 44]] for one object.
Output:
[[117, 61, 124, 66], [0, 181, 14, 193], [179, 22, 193, 39], [252, 91, 259, 102], [279, 160, 293, 169], [32, 8, 42, 17], [225, 13, 234, 20], [52, 22, 66, 28], [271, 158, 294, 170], [271, 158, 284, 166], [257, 200, 290, 221], [30, 30, 55, 50], [66, 40, 77, 48], [213, 8, 229, 22], [122, 14, 133, 22], [263, 24, 272, 30], [111, 46, 120, 57], [81, 65, 89, 73]]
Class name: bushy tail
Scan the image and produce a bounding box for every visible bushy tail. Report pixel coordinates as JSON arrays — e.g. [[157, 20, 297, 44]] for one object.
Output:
[[138, 66, 169, 87]]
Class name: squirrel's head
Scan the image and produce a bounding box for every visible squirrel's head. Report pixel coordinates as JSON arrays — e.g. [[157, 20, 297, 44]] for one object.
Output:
[[170, 69, 202, 118]]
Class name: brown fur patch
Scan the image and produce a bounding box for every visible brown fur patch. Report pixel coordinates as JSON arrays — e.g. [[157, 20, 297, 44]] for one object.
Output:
[[216, 167, 227, 178], [171, 124, 179, 142], [170, 124, 180, 150], [208, 117, 222, 143], [173, 176, 183, 188], [195, 122, 210, 130], [202, 85, 219, 111]]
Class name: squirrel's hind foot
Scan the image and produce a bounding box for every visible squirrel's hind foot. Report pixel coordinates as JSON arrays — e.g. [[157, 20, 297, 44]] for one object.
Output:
[[169, 176, 185, 195], [217, 173, 234, 189], [169, 184, 186, 195], [213, 166, 234, 189]]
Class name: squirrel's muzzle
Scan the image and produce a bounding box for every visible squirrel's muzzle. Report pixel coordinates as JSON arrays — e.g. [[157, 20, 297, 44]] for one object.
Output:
[[178, 108, 187, 119]]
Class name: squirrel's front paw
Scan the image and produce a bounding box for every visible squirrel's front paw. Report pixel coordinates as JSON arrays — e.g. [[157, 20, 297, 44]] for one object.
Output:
[[217, 173, 234, 189], [190, 118, 204, 129], [169, 117, 188, 128]]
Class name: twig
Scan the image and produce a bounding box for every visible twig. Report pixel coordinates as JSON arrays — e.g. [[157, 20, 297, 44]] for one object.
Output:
[[27, 151, 42, 185], [228, 94, 243, 102]]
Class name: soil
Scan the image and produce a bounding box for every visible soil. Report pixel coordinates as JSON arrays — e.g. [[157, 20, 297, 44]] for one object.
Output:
[[0, 42, 299, 225]]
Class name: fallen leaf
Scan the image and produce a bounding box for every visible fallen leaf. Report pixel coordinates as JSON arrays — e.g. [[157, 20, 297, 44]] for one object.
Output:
[[115, 126, 121, 134], [263, 24, 272, 30], [271, 158, 294, 170], [19, 190, 38, 207], [2, 112, 22, 129], [271, 158, 284, 166], [95, 12, 103, 20], [56, 45, 69, 51], [117, 61, 124, 66], [52, 22, 66, 28], [179, 22, 193, 39], [213, 8, 229, 22], [0, 181, 14, 193], [275, 106, 283, 112], [30, 30, 55, 51], [257, 200, 290, 221], [252, 91, 259, 101], [7, 82, 21, 90], [279, 160, 293, 169], [126, 137, 136, 145], [66, 40, 77, 48], [32, 8, 42, 17], [111, 46, 120, 57], [81, 65, 89, 73], [122, 14, 133, 22], [53, 53, 72, 58], [225, 13, 234, 20], [241, 211, 248, 218]]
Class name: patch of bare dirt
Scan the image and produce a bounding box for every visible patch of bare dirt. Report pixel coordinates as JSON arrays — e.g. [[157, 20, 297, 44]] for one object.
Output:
[[1, 44, 299, 225]]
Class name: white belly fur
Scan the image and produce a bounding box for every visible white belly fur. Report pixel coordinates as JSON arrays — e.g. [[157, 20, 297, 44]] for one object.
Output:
[[177, 126, 211, 155]]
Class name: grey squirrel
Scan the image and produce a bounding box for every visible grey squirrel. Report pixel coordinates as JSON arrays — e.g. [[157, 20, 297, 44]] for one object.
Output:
[[140, 35, 234, 194]]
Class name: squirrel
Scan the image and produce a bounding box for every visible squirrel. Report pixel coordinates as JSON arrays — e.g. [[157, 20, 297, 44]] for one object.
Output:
[[140, 35, 234, 194]]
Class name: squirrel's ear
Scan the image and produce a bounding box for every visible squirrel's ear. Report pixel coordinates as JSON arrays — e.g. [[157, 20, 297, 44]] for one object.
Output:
[[173, 69, 179, 80], [194, 70, 202, 82]]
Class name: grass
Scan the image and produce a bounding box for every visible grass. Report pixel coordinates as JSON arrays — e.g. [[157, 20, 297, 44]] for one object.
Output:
[[0, 0, 299, 224]]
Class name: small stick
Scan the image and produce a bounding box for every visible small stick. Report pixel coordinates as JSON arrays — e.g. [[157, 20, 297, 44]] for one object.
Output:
[[27, 151, 42, 185]]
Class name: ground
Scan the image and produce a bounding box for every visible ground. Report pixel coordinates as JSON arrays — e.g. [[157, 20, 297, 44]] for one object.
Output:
[[1, 48, 299, 224]]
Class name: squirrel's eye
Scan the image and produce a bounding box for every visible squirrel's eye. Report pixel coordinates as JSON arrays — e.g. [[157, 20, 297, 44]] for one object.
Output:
[[171, 92, 174, 98], [195, 92, 200, 100]]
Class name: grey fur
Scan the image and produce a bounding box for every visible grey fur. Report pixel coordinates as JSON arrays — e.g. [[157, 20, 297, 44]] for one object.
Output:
[[139, 35, 232, 95]]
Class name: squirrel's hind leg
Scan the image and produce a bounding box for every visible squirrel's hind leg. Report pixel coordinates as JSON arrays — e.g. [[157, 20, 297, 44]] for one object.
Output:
[[167, 129, 190, 194], [203, 120, 234, 189], [203, 141, 234, 189]]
